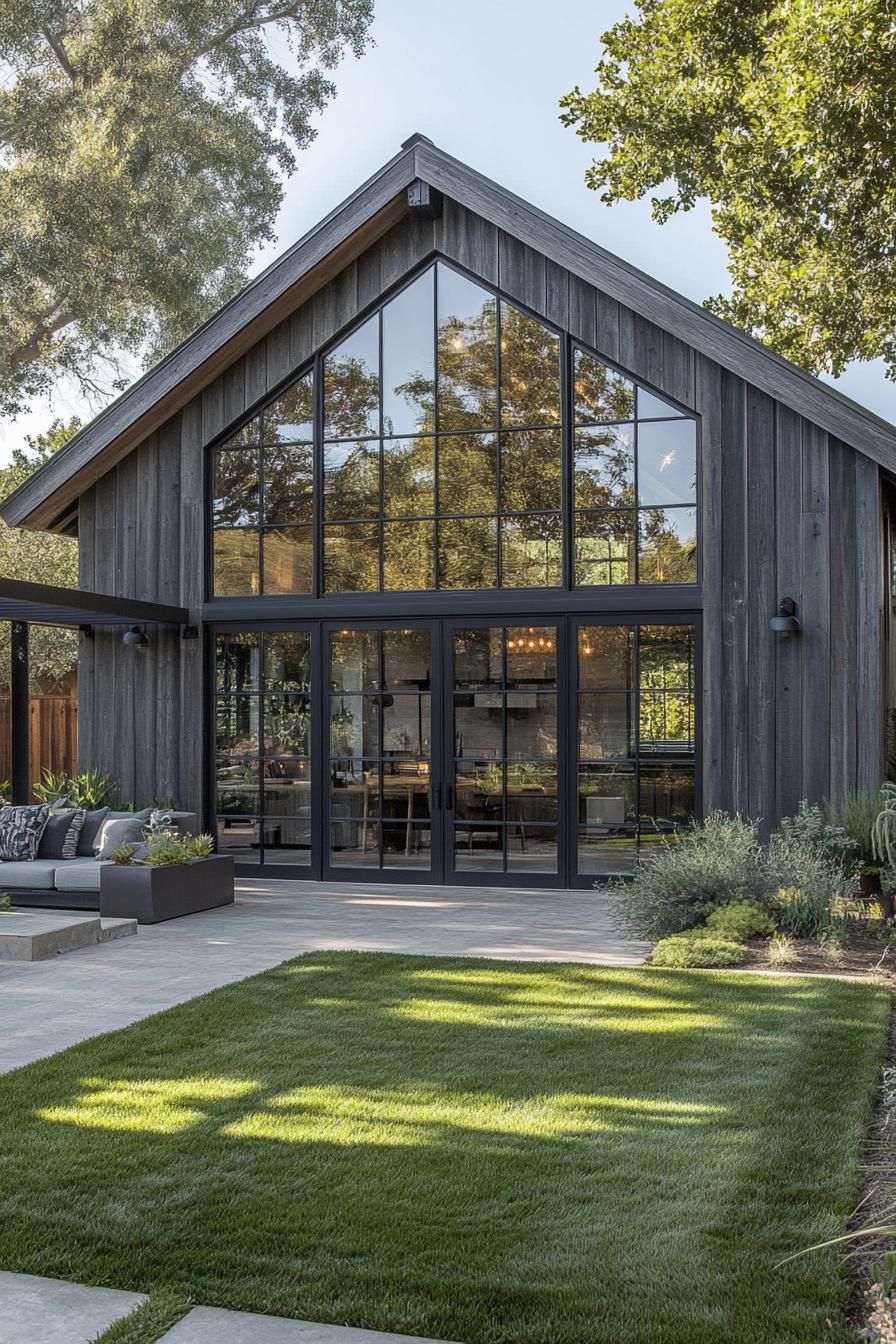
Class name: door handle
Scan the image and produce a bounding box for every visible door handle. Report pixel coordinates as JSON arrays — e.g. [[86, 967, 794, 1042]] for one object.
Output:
[[446, 783, 454, 812], [434, 783, 442, 811]]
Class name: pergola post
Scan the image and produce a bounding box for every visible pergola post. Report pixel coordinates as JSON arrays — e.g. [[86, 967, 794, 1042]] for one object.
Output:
[[10, 621, 29, 804]]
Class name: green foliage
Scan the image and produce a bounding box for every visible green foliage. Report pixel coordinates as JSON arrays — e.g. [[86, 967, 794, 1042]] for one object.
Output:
[[143, 832, 214, 866], [34, 767, 121, 809], [613, 812, 765, 939], [766, 818, 856, 911], [648, 932, 750, 968], [873, 785, 896, 869], [89, 1289, 191, 1344], [773, 886, 833, 940], [767, 934, 798, 967], [0, 426, 79, 690], [0, 781, 9, 803], [560, 0, 896, 379], [705, 901, 775, 941], [0, 892, 11, 912], [823, 791, 883, 869], [0, 1, 374, 415], [111, 844, 136, 866]]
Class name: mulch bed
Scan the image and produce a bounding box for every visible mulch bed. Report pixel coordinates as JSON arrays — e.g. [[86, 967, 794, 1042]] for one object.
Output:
[[744, 935, 896, 987]]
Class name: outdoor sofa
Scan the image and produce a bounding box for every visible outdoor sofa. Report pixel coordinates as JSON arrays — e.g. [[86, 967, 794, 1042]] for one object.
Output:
[[0, 807, 198, 911]]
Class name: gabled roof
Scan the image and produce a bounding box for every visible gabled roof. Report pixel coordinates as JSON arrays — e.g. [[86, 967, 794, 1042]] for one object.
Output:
[[5, 133, 896, 532]]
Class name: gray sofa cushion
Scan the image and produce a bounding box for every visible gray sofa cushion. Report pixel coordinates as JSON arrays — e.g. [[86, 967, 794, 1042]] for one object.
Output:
[[96, 816, 148, 860], [0, 859, 62, 890], [54, 859, 109, 893], [77, 808, 109, 856], [0, 805, 50, 861], [37, 808, 86, 860]]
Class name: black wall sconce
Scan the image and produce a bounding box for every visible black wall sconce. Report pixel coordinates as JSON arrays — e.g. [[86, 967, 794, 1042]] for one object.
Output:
[[122, 625, 148, 648], [770, 597, 800, 635]]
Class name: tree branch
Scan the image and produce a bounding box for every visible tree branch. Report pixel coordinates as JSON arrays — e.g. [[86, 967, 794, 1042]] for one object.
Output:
[[41, 29, 76, 83], [188, 5, 300, 67], [9, 309, 76, 369]]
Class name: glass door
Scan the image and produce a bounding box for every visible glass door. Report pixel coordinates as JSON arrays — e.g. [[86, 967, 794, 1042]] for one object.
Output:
[[445, 623, 564, 885], [325, 623, 440, 879]]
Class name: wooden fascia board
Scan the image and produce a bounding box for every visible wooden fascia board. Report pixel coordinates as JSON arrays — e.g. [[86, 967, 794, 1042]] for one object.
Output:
[[415, 143, 896, 469]]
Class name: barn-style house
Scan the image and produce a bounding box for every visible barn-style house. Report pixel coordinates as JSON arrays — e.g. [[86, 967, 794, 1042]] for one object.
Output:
[[3, 134, 893, 889]]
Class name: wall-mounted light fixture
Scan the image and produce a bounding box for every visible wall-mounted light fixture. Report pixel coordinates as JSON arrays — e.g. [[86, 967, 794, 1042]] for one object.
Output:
[[122, 625, 148, 648], [770, 597, 800, 635], [181, 625, 199, 641]]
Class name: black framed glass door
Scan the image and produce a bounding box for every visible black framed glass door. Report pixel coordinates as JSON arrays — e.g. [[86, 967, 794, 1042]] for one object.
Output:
[[324, 622, 441, 879]]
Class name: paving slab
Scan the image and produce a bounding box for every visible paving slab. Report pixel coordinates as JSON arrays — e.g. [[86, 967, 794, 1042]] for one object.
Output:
[[0, 911, 103, 961], [0, 879, 646, 1072], [0, 1271, 144, 1343], [160, 1306, 458, 1344]]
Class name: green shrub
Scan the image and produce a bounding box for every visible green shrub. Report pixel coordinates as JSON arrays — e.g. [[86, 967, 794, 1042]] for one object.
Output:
[[766, 823, 855, 914], [0, 891, 10, 912], [612, 812, 765, 940], [649, 933, 751, 968], [823, 791, 882, 868], [705, 901, 775, 940], [143, 832, 215, 867], [773, 885, 834, 939], [33, 767, 122, 809], [767, 933, 798, 966]]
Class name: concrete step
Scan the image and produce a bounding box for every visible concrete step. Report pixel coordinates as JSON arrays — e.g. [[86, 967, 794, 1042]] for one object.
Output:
[[99, 917, 138, 942], [0, 911, 103, 961]]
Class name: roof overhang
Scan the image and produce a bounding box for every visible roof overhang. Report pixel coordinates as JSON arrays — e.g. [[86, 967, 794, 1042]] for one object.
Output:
[[0, 578, 188, 628], [4, 133, 896, 533]]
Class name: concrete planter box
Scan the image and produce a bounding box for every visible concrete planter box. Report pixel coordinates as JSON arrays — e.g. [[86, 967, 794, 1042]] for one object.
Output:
[[100, 855, 234, 924]]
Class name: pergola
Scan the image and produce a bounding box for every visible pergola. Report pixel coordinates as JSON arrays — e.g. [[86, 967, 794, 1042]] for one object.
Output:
[[0, 579, 189, 803]]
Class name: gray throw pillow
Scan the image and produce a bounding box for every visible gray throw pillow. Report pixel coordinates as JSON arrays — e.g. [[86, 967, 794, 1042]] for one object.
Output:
[[0, 805, 50, 861], [95, 815, 148, 860], [37, 808, 86, 860], [77, 808, 109, 857]]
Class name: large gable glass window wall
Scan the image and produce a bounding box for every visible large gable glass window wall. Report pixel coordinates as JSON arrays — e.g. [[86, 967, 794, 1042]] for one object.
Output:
[[208, 261, 699, 886]]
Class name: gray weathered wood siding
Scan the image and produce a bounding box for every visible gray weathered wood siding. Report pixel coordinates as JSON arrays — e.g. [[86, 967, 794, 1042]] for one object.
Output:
[[78, 201, 886, 823]]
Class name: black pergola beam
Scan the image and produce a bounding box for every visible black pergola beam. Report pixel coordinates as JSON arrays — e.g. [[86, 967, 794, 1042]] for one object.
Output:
[[0, 579, 188, 628], [10, 621, 29, 804]]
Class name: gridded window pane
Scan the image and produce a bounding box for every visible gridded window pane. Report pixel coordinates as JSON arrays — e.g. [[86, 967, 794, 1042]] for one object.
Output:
[[639, 624, 694, 688], [578, 692, 635, 760], [639, 763, 695, 836], [507, 699, 557, 760], [575, 511, 635, 586], [439, 517, 498, 588], [383, 520, 434, 591], [382, 270, 435, 436], [437, 264, 497, 432], [264, 444, 313, 524], [219, 421, 260, 450], [506, 763, 558, 819], [638, 386, 686, 419], [330, 694, 380, 756], [638, 420, 697, 507], [383, 694, 430, 755], [638, 508, 697, 583], [324, 314, 380, 440], [501, 514, 562, 588], [213, 450, 259, 527], [506, 825, 558, 873], [574, 426, 634, 508], [455, 825, 504, 871], [438, 433, 497, 515], [216, 697, 260, 755], [454, 628, 502, 689], [578, 626, 633, 690], [323, 442, 379, 520], [217, 816, 261, 862], [640, 691, 695, 752], [262, 527, 312, 595], [382, 437, 434, 517], [216, 634, 260, 694], [331, 630, 379, 692], [578, 763, 636, 831], [323, 523, 380, 592], [264, 632, 311, 691], [500, 429, 562, 513], [216, 759, 261, 815], [261, 762, 311, 816], [264, 695, 311, 755], [506, 628, 557, 686], [383, 629, 431, 687], [456, 761, 505, 822], [499, 303, 561, 428], [574, 348, 635, 423], [213, 529, 259, 596], [263, 373, 313, 443], [454, 693, 503, 757]]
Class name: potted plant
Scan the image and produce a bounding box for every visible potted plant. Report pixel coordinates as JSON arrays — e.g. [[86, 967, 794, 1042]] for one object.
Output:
[[99, 831, 234, 924]]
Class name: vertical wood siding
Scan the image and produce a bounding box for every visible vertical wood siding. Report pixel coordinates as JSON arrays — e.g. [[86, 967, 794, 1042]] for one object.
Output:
[[77, 202, 886, 824]]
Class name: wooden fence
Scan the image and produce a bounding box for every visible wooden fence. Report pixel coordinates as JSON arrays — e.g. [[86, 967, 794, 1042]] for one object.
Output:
[[0, 695, 78, 794]]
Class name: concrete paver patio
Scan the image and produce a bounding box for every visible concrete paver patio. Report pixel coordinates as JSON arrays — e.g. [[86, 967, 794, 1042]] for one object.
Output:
[[0, 878, 645, 1074]]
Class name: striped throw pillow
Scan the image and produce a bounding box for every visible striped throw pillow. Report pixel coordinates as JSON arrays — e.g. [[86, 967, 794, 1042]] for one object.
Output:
[[61, 808, 86, 860]]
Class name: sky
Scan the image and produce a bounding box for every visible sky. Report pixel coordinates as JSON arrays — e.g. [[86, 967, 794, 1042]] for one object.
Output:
[[2, 0, 892, 462]]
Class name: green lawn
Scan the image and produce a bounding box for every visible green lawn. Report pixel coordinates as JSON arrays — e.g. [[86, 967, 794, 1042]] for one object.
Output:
[[0, 954, 888, 1344]]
